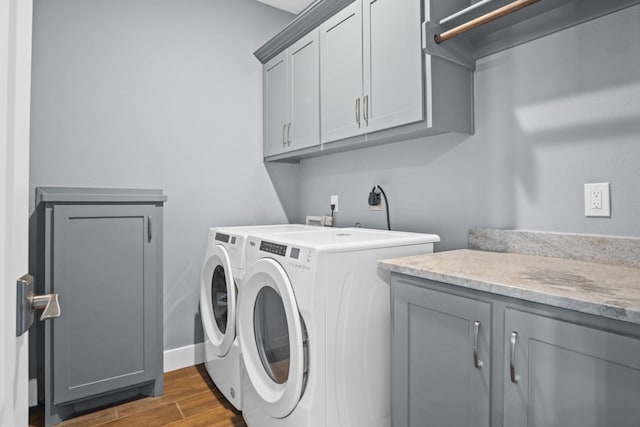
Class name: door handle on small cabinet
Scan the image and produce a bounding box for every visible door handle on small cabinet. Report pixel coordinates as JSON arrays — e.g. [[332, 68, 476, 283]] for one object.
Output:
[[148, 216, 153, 242], [510, 331, 519, 383], [287, 122, 291, 146], [473, 321, 483, 368], [355, 97, 361, 127]]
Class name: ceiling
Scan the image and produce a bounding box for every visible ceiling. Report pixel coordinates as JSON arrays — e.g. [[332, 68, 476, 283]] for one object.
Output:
[[255, 0, 316, 15]]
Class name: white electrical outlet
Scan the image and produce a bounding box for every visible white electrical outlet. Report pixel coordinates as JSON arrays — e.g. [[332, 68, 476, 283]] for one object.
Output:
[[584, 183, 610, 217], [330, 195, 339, 212]]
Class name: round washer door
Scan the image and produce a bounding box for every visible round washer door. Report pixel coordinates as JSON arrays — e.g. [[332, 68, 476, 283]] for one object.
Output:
[[200, 245, 236, 357], [238, 258, 305, 419]]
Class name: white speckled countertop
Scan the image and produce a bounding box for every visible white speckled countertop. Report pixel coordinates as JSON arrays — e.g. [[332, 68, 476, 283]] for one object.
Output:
[[380, 249, 640, 325]]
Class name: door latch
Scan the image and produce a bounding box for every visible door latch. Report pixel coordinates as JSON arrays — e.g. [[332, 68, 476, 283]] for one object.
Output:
[[16, 274, 61, 336]]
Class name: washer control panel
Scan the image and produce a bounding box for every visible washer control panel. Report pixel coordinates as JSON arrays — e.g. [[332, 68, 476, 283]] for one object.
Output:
[[215, 232, 237, 245], [259, 240, 287, 256]]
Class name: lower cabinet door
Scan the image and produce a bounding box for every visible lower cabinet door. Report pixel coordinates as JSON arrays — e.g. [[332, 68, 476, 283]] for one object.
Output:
[[392, 277, 491, 427], [504, 309, 640, 427], [51, 204, 159, 404]]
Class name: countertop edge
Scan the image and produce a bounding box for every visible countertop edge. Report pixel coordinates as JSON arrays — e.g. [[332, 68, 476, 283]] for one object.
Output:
[[379, 257, 640, 326]]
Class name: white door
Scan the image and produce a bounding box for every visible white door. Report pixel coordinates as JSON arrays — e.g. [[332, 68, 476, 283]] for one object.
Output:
[[320, 1, 364, 144], [1, 0, 33, 425], [238, 258, 306, 418], [200, 245, 237, 356]]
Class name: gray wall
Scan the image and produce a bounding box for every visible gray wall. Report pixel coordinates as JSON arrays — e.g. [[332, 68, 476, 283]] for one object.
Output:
[[29, 0, 295, 350], [297, 5, 640, 251]]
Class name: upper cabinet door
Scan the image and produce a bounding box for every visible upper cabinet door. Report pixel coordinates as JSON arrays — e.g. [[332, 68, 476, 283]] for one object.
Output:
[[263, 51, 289, 157], [289, 30, 320, 151], [320, 1, 364, 144], [363, 0, 423, 133]]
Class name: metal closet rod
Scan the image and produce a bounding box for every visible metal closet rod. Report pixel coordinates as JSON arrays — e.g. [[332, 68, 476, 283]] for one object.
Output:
[[435, 0, 541, 44]]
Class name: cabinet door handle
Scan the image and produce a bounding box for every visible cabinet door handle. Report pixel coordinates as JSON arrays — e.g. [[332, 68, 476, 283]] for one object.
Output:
[[287, 122, 291, 146], [355, 97, 361, 127], [282, 124, 287, 147], [363, 95, 369, 126], [148, 216, 153, 242], [510, 331, 519, 383], [473, 321, 483, 368]]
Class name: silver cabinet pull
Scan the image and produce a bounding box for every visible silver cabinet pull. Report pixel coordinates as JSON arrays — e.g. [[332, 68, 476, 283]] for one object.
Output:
[[473, 320, 483, 368], [363, 95, 369, 126], [282, 123, 287, 147], [510, 331, 519, 383], [355, 97, 361, 127], [148, 216, 153, 242], [287, 122, 291, 146]]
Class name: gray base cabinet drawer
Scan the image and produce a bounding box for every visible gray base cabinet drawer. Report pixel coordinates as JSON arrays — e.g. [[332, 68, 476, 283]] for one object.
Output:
[[391, 273, 640, 427], [35, 187, 165, 427]]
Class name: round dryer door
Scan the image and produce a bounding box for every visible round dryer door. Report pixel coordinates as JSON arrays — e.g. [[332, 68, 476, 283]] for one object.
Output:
[[200, 245, 236, 357], [238, 258, 306, 419]]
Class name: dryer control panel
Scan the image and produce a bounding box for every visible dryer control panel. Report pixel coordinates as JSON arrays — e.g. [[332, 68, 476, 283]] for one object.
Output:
[[257, 240, 313, 270]]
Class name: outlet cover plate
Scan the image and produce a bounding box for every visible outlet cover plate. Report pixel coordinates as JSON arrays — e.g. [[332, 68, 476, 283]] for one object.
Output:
[[584, 183, 610, 217]]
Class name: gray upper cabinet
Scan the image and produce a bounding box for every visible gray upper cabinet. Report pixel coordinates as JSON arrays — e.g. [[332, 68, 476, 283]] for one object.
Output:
[[263, 30, 320, 157], [362, 0, 423, 134], [320, 0, 423, 143], [392, 276, 490, 427], [504, 309, 640, 427], [320, 2, 364, 143], [264, 51, 289, 157], [35, 187, 165, 427]]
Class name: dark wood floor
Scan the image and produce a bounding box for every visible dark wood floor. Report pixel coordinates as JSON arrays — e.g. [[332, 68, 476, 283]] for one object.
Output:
[[29, 365, 247, 426]]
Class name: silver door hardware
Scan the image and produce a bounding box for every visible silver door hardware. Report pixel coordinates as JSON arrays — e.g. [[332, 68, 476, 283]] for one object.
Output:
[[355, 97, 361, 127], [473, 321, 483, 368], [510, 331, 519, 383], [16, 274, 61, 336], [282, 123, 287, 147], [287, 122, 292, 146], [148, 216, 153, 242], [363, 95, 369, 126]]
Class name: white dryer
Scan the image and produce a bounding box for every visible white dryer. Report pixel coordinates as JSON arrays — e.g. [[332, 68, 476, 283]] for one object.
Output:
[[200, 224, 319, 410], [237, 228, 440, 427]]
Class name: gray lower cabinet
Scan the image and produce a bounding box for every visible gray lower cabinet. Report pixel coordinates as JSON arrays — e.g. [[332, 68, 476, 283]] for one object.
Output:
[[35, 187, 165, 426], [392, 276, 491, 427], [391, 274, 640, 427], [504, 309, 640, 427]]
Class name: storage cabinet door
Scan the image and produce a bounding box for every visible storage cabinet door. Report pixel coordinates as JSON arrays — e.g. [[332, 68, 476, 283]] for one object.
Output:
[[392, 276, 491, 427], [289, 29, 320, 151], [320, 1, 364, 144], [263, 51, 289, 157], [363, 0, 423, 133], [51, 204, 159, 404], [504, 309, 640, 427]]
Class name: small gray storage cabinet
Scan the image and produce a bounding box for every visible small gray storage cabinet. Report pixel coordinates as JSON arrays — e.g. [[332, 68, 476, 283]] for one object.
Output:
[[391, 274, 640, 427], [35, 187, 166, 426]]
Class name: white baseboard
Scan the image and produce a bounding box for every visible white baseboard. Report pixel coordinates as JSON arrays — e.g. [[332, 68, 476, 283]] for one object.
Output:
[[163, 342, 205, 373], [29, 378, 38, 407]]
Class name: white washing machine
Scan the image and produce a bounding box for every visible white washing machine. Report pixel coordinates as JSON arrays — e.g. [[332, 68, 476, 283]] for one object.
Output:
[[199, 224, 320, 410], [237, 228, 440, 427]]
